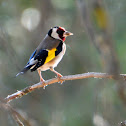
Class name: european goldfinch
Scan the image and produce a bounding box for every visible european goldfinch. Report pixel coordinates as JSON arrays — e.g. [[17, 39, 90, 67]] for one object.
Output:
[[16, 26, 73, 82]]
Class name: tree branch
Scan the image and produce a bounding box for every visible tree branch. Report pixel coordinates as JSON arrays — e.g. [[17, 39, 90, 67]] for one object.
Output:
[[119, 120, 126, 126], [0, 97, 37, 126], [5, 72, 126, 103], [0, 99, 24, 126]]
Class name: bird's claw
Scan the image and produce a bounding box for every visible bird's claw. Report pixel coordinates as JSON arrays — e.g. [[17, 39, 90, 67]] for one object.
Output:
[[40, 78, 46, 89], [59, 79, 64, 84], [42, 82, 47, 89], [56, 74, 64, 84]]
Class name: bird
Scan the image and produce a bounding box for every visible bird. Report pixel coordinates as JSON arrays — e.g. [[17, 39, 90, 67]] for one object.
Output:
[[16, 26, 73, 83]]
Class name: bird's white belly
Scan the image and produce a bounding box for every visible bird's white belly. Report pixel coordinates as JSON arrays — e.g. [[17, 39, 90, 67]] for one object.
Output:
[[38, 43, 66, 71]]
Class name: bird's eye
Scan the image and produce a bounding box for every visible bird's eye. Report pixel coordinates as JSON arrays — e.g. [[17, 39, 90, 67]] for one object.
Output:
[[54, 26, 59, 28]]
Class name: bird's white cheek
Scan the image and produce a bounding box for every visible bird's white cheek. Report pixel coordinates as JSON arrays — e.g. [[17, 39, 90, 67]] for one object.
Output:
[[51, 32, 60, 40], [51, 28, 61, 40]]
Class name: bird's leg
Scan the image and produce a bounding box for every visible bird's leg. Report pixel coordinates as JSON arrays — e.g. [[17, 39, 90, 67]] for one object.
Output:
[[37, 69, 45, 83], [50, 67, 64, 84], [37, 69, 46, 89], [50, 67, 62, 77]]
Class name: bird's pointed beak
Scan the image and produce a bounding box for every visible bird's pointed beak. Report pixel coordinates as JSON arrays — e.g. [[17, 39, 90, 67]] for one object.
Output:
[[63, 31, 73, 37]]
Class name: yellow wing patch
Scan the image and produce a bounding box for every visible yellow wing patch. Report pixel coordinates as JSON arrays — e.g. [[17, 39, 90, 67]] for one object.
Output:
[[44, 48, 57, 64]]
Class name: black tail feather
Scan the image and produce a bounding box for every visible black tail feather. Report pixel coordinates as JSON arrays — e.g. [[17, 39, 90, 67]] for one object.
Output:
[[16, 65, 32, 77]]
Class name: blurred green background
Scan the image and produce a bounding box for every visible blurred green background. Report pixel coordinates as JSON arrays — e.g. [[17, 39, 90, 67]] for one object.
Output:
[[0, 0, 126, 126]]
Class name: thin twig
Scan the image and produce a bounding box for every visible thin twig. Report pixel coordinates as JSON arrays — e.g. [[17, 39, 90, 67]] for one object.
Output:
[[0, 97, 37, 126], [119, 120, 126, 126], [11, 114, 24, 126], [0, 99, 25, 126], [5, 72, 126, 103]]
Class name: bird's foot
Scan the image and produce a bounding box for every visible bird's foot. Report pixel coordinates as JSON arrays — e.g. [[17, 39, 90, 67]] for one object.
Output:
[[40, 78, 46, 89], [56, 73, 64, 84]]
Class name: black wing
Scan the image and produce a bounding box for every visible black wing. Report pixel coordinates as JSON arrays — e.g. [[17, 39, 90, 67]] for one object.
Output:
[[31, 49, 48, 72], [55, 41, 63, 56]]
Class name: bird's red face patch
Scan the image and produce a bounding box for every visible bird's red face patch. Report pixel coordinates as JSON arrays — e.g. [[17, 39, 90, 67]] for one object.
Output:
[[57, 27, 66, 41], [58, 27, 65, 31]]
